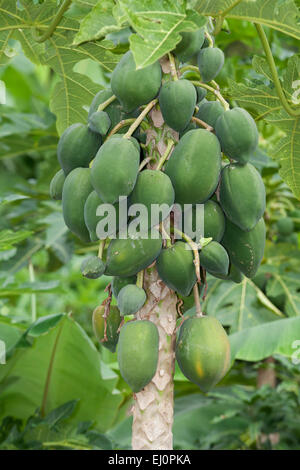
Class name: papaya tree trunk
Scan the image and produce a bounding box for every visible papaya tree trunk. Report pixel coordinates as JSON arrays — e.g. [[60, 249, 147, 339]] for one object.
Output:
[[131, 267, 178, 450]]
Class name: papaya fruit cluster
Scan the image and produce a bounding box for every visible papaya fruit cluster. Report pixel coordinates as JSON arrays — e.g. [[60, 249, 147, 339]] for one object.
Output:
[[50, 29, 267, 394]]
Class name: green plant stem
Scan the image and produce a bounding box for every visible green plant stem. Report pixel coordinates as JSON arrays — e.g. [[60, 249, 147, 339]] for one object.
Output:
[[173, 228, 201, 283], [28, 261, 36, 323], [136, 270, 144, 289], [191, 80, 230, 110], [168, 52, 178, 80], [214, 0, 243, 34], [32, 0, 72, 43], [97, 94, 117, 112], [179, 65, 199, 75], [106, 118, 136, 139], [255, 23, 300, 117], [205, 31, 214, 47], [193, 284, 203, 317], [156, 139, 174, 170], [124, 99, 158, 138], [191, 116, 213, 132], [98, 239, 105, 259], [159, 222, 172, 247]]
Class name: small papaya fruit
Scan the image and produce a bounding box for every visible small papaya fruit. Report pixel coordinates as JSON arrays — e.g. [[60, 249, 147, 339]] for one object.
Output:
[[159, 79, 197, 132], [212, 263, 243, 284], [220, 163, 266, 231], [111, 275, 137, 299], [92, 305, 121, 353], [58, 123, 101, 175], [222, 218, 266, 278], [111, 51, 162, 113], [84, 190, 123, 242], [176, 316, 230, 392], [183, 200, 225, 242], [276, 217, 294, 236], [196, 100, 225, 127], [88, 89, 124, 132], [174, 28, 205, 62], [88, 111, 111, 136], [50, 169, 65, 200], [196, 87, 207, 104], [91, 135, 140, 204], [165, 129, 221, 205], [215, 107, 259, 163], [197, 47, 224, 82], [200, 241, 229, 276], [156, 241, 197, 297], [105, 231, 162, 277], [117, 320, 159, 392], [80, 256, 105, 279], [179, 122, 197, 138], [62, 167, 93, 242], [130, 170, 175, 227], [289, 209, 300, 231], [117, 285, 146, 315]]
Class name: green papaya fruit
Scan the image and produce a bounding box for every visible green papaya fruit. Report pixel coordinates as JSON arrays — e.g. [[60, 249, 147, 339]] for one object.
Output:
[[197, 47, 225, 82], [62, 167, 93, 242], [222, 218, 266, 278], [105, 232, 162, 277], [111, 51, 162, 113], [92, 305, 121, 353], [215, 108, 259, 163], [176, 316, 230, 392], [88, 111, 111, 136], [84, 190, 123, 242], [80, 256, 105, 279], [220, 163, 266, 231], [111, 275, 137, 299], [88, 89, 122, 131], [117, 285, 146, 315], [183, 199, 225, 242], [58, 123, 101, 175], [159, 79, 197, 132], [91, 136, 140, 204], [165, 129, 221, 205], [50, 169, 65, 200], [200, 241, 229, 276], [196, 100, 225, 127], [212, 263, 243, 284], [156, 241, 197, 296], [289, 209, 300, 231], [196, 87, 207, 104], [117, 320, 159, 392], [179, 122, 197, 138], [174, 28, 205, 62], [276, 217, 294, 236], [129, 170, 175, 227]]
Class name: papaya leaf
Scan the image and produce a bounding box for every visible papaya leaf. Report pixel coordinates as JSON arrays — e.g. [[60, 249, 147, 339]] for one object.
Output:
[[0, 230, 33, 251], [195, 0, 300, 40], [0, 280, 60, 297], [266, 273, 300, 317]]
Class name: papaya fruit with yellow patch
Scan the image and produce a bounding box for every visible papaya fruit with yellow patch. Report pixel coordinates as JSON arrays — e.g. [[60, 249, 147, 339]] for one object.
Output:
[[92, 305, 121, 353]]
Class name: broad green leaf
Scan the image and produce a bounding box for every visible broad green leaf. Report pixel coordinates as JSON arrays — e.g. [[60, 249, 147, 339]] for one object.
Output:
[[27, 313, 64, 337], [0, 230, 33, 251], [0, 280, 60, 297], [195, 0, 300, 39], [266, 273, 300, 317]]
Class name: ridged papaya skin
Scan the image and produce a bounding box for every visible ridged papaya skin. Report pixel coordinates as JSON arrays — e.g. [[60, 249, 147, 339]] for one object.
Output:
[[215, 108, 259, 163], [196, 100, 225, 127], [159, 79, 197, 132], [200, 241, 229, 276], [91, 136, 140, 204], [117, 285, 146, 315], [84, 190, 122, 242], [174, 28, 205, 62], [277, 217, 294, 236], [117, 320, 159, 392], [183, 200, 225, 242], [111, 51, 162, 113], [58, 123, 101, 176], [176, 316, 230, 392], [50, 169, 65, 200], [165, 129, 221, 205], [105, 232, 162, 277], [92, 305, 121, 353], [222, 218, 266, 278], [80, 256, 105, 279], [130, 170, 175, 227], [220, 163, 266, 231], [197, 47, 225, 82], [111, 275, 137, 299], [62, 167, 93, 242], [156, 241, 197, 297]]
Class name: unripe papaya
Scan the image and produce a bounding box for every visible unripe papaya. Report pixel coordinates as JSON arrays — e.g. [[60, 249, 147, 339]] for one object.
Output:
[[196, 100, 225, 127], [174, 28, 205, 62], [84, 190, 122, 242], [111, 275, 137, 299], [117, 285, 146, 315], [197, 47, 224, 82], [179, 122, 197, 138], [80, 256, 105, 279], [176, 316, 230, 392], [200, 241, 229, 276], [58, 123, 101, 175], [220, 163, 266, 231], [88, 111, 111, 136], [196, 87, 207, 104], [88, 89, 123, 132], [159, 79, 197, 132], [50, 169, 65, 200], [111, 51, 162, 113], [91, 136, 140, 204], [105, 232, 162, 277], [183, 199, 225, 242], [62, 167, 93, 242], [276, 217, 294, 236], [130, 170, 175, 227], [215, 108, 259, 163], [156, 241, 197, 297], [117, 320, 159, 392], [212, 263, 243, 284], [92, 305, 121, 353], [222, 218, 266, 278], [165, 129, 221, 205]]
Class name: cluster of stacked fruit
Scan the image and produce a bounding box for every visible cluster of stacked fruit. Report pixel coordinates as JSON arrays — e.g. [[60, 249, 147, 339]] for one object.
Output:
[[50, 27, 266, 393]]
